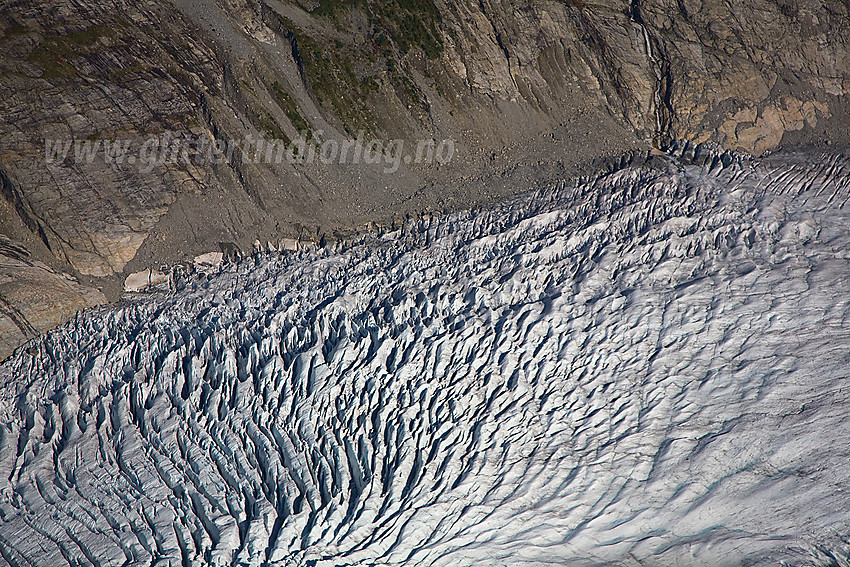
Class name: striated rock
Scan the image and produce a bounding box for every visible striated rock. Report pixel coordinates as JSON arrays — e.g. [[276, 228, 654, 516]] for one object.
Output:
[[0, 3, 218, 277], [0, 237, 105, 359]]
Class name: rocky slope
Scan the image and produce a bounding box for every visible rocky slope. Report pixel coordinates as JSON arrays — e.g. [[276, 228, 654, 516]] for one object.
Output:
[[0, 0, 848, 356]]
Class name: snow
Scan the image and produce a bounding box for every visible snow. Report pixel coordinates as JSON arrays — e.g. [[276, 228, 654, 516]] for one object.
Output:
[[0, 146, 849, 566]]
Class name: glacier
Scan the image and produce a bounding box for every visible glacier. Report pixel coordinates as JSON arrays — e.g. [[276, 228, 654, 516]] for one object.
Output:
[[0, 146, 849, 566]]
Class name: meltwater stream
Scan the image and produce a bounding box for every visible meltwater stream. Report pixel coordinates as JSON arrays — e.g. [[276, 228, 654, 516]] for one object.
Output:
[[0, 146, 849, 566], [630, 0, 666, 147]]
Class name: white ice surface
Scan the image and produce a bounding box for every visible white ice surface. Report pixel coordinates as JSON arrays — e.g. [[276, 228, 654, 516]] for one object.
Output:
[[1, 148, 849, 566]]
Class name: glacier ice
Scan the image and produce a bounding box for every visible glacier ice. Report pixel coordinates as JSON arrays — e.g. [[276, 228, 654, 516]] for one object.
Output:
[[0, 148, 849, 566]]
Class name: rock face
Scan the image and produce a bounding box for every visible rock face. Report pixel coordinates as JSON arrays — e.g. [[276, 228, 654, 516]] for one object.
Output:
[[0, 236, 105, 360], [642, 0, 850, 154], [0, 0, 848, 356], [0, 3, 225, 278]]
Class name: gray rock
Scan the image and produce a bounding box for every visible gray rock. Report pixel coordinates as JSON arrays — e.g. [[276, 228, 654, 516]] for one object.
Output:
[[0, 237, 105, 360]]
